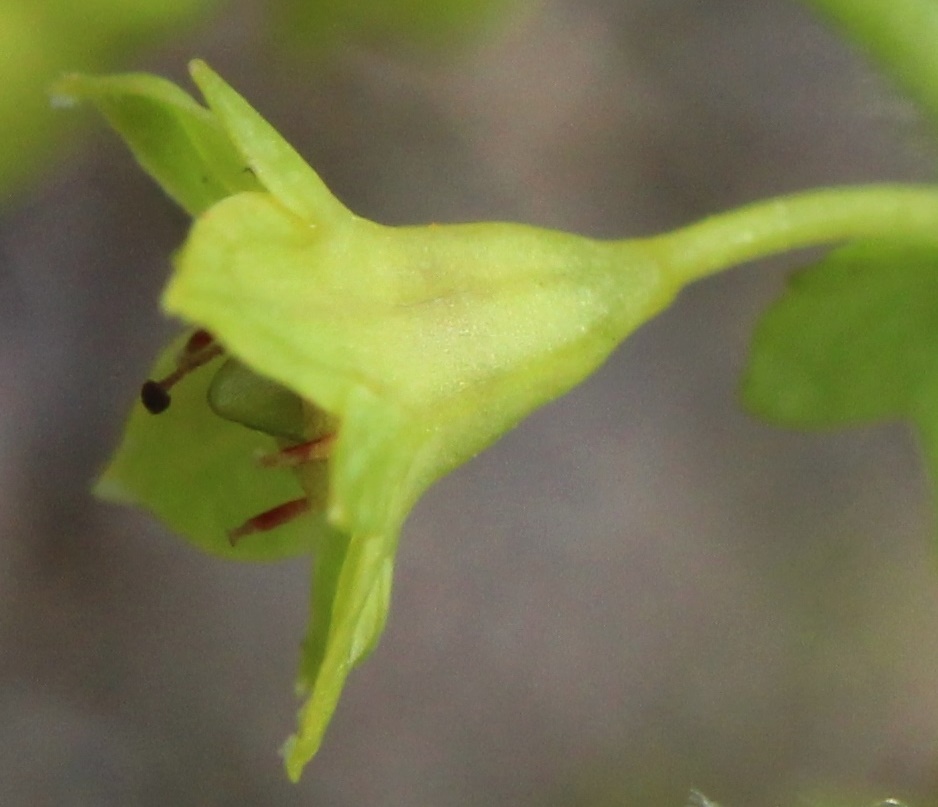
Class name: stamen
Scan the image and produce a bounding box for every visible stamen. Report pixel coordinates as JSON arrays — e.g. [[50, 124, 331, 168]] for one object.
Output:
[[258, 435, 336, 468], [228, 497, 310, 545], [140, 335, 224, 415]]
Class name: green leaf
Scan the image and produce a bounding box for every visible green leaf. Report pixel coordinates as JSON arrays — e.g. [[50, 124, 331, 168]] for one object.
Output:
[[743, 239, 938, 427], [743, 239, 938, 540], [1, 0, 217, 199], [801, 0, 938, 137]]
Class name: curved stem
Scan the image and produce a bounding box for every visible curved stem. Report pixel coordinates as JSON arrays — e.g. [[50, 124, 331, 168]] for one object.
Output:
[[638, 184, 938, 287], [800, 0, 938, 133]]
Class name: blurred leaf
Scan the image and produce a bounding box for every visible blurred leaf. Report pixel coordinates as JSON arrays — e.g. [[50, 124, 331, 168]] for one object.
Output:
[[1, 0, 219, 200], [743, 238, 938, 532], [9, 0, 531, 200], [269, 0, 532, 55], [743, 239, 938, 426]]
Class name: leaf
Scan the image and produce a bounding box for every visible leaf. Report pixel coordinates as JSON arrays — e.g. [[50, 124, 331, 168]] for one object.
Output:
[[2, 0, 217, 199], [743, 238, 938, 525], [743, 239, 938, 427]]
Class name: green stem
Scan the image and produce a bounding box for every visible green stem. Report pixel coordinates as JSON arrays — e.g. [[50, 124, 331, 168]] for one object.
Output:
[[800, 0, 938, 132], [640, 184, 938, 287]]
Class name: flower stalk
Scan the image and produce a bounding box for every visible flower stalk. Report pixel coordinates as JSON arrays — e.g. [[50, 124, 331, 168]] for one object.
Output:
[[640, 184, 938, 287]]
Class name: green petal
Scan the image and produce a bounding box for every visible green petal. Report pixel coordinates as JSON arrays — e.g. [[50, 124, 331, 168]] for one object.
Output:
[[54, 71, 259, 215], [285, 526, 394, 781], [96, 334, 323, 561], [165, 188, 671, 493], [188, 60, 349, 226]]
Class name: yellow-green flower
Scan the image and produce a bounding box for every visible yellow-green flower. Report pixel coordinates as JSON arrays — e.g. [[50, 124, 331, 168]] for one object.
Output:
[[57, 59, 938, 780], [55, 61, 679, 780]]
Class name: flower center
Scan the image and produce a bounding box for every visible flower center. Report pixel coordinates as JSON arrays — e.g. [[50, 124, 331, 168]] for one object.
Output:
[[139, 329, 337, 544]]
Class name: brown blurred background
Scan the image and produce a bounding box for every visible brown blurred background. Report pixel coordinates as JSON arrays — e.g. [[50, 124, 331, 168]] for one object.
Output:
[[2, 0, 938, 804]]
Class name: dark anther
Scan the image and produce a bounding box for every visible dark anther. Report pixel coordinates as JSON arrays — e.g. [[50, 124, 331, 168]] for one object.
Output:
[[141, 380, 171, 414]]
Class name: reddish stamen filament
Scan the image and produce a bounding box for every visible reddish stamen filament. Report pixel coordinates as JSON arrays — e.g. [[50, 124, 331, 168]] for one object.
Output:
[[138, 327, 335, 544], [258, 435, 336, 468], [228, 497, 311, 545], [230, 434, 336, 542]]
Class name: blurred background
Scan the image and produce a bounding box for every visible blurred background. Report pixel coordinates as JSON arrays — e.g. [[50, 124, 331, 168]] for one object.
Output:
[[2, 0, 938, 804]]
